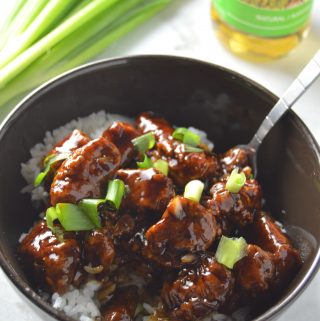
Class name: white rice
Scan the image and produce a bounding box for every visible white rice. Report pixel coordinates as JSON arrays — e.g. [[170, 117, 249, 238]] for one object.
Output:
[[51, 280, 102, 320]]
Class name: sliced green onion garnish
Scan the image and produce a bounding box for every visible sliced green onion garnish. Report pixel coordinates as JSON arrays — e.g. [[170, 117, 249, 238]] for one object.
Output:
[[183, 130, 201, 147], [43, 153, 56, 167], [43, 152, 68, 167], [56, 203, 96, 231], [153, 159, 169, 176], [215, 236, 248, 269], [78, 199, 103, 228], [132, 132, 155, 154], [226, 167, 246, 193], [105, 179, 125, 210], [34, 168, 50, 187], [172, 127, 201, 147], [137, 154, 153, 169], [34, 152, 69, 187], [45, 152, 70, 166], [184, 145, 203, 153], [45, 199, 103, 232], [172, 127, 187, 141], [46, 206, 58, 231], [184, 180, 204, 203]]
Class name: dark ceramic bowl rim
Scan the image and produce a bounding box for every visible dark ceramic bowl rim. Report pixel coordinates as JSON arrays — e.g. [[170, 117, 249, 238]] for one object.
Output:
[[0, 54, 319, 321]]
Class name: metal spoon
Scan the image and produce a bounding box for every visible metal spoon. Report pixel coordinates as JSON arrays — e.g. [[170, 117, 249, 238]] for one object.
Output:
[[240, 50, 320, 176]]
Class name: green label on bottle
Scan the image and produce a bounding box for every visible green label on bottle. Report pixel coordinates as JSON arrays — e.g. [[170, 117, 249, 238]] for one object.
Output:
[[212, 0, 313, 37]]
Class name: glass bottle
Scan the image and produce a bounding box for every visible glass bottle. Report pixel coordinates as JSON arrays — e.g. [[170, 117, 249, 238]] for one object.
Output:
[[211, 0, 314, 61]]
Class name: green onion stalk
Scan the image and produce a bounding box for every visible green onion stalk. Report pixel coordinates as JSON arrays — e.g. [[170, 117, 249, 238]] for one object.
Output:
[[137, 154, 153, 169], [78, 199, 104, 228], [173, 127, 202, 147], [184, 180, 205, 203], [153, 159, 169, 175], [0, 0, 28, 50], [45, 178, 126, 233], [0, 0, 173, 109], [226, 167, 246, 193], [56, 203, 97, 231], [132, 132, 156, 154], [105, 179, 126, 210], [0, 0, 78, 68], [215, 236, 248, 269], [34, 152, 69, 187]]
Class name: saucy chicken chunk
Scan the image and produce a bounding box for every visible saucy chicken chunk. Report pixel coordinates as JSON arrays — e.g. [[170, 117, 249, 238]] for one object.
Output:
[[137, 111, 174, 138], [51, 137, 121, 205], [103, 122, 140, 166], [47, 129, 91, 157], [145, 196, 217, 268], [235, 211, 302, 299], [247, 211, 301, 285], [137, 112, 221, 186], [248, 211, 293, 252], [220, 147, 251, 174], [43, 129, 91, 178], [84, 228, 115, 273], [208, 178, 262, 228], [161, 256, 234, 320], [116, 168, 175, 214], [168, 144, 221, 187], [234, 244, 275, 298], [19, 221, 80, 294], [101, 286, 139, 321]]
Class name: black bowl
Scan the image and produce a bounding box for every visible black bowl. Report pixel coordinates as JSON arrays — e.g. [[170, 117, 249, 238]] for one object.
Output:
[[0, 55, 319, 321]]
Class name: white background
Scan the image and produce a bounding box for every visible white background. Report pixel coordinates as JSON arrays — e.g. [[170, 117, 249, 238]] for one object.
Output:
[[0, 0, 319, 320]]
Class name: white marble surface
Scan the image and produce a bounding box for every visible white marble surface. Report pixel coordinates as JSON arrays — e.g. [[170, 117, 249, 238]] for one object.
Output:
[[0, 0, 319, 320]]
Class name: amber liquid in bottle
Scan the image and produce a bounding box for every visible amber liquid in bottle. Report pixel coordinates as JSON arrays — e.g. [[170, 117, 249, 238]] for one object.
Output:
[[211, 5, 311, 62]]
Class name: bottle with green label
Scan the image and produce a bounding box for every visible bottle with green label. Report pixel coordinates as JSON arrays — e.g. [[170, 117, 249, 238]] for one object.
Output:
[[211, 0, 314, 61]]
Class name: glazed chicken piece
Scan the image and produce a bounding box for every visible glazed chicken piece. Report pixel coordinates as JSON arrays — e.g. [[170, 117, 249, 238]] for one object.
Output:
[[247, 211, 301, 286], [113, 215, 149, 256], [43, 129, 91, 175], [100, 207, 148, 258], [248, 211, 293, 252], [19, 220, 80, 294], [101, 285, 139, 321], [272, 244, 301, 286], [137, 112, 221, 186], [102, 121, 140, 166], [208, 178, 262, 229], [116, 168, 175, 215], [137, 112, 179, 158], [137, 111, 174, 138], [234, 244, 275, 298], [84, 228, 115, 273], [50, 137, 121, 205], [145, 196, 217, 268], [168, 144, 221, 187], [220, 147, 251, 174], [112, 213, 136, 238], [161, 256, 234, 320], [137, 111, 178, 159], [47, 129, 91, 157]]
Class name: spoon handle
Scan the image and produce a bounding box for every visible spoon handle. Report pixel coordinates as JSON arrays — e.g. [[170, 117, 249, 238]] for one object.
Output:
[[249, 50, 320, 151]]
